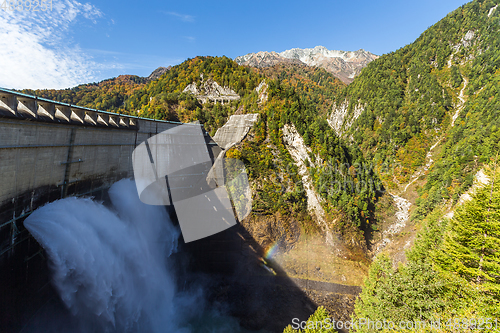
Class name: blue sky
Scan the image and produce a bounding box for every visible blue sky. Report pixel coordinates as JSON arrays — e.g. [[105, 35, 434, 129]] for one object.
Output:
[[0, 0, 469, 89]]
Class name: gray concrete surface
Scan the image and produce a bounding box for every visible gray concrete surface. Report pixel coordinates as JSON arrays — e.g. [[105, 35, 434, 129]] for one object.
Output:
[[212, 114, 259, 150]]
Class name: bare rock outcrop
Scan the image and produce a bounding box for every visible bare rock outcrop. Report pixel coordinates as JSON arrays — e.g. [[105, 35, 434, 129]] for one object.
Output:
[[488, 4, 498, 17], [234, 51, 303, 68], [280, 46, 378, 83], [444, 168, 491, 219], [327, 100, 365, 137], [255, 80, 268, 103], [282, 125, 323, 223], [282, 124, 343, 251]]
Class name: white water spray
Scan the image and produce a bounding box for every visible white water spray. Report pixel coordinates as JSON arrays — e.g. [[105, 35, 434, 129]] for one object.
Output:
[[24, 179, 194, 332]]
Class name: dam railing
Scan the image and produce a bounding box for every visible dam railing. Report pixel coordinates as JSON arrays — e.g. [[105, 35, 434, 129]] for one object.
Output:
[[0, 87, 186, 127], [0, 87, 210, 257]]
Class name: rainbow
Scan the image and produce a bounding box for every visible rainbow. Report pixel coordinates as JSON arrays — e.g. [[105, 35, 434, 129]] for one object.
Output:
[[264, 241, 280, 259]]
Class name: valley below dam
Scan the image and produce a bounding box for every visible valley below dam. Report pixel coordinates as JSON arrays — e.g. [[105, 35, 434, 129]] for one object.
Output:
[[18, 179, 362, 333], [21, 179, 246, 333]]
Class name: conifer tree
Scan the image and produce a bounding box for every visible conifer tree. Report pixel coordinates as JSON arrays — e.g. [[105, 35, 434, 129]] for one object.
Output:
[[352, 254, 445, 332], [436, 166, 500, 299]]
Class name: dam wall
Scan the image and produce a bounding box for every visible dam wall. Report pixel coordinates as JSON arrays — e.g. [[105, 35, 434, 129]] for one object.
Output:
[[0, 117, 184, 254], [0, 88, 211, 330], [0, 88, 200, 260]]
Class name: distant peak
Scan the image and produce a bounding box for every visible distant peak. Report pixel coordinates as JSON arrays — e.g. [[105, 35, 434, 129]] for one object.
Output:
[[235, 45, 378, 84], [147, 66, 171, 81]]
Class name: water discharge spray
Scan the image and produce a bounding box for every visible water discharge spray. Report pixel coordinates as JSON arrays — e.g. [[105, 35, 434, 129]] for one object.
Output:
[[23, 179, 199, 332]]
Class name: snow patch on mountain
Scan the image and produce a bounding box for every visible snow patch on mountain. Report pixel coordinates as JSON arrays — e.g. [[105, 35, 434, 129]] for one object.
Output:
[[234, 51, 303, 68], [279, 46, 375, 64]]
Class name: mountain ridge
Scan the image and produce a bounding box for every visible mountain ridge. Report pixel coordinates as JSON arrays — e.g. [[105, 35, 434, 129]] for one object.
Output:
[[235, 45, 379, 83]]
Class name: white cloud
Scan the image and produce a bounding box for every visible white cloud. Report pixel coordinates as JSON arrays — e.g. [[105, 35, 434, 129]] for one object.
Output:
[[0, 1, 103, 89], [164, 11, 195, 22]]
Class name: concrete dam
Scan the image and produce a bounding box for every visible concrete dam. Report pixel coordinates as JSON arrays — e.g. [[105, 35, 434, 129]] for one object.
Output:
[[0, 88, 361, 332]]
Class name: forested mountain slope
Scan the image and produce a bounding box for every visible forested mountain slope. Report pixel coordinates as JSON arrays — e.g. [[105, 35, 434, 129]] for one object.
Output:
[[316, 0, 500, 329], [257, 63, 345, 117], [349, 165, 500, 331], [284, 1, 500, 331], [331, 0, 500, 211]]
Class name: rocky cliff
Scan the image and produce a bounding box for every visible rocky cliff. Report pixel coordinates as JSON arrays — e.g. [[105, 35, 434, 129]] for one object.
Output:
[[234, 51, 304, 69], [235, 46, 378, 84], [327, 100, 365, 137]]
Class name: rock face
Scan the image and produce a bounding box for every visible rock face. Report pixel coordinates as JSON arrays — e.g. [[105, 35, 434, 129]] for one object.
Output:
[[281, 124, 323, 227], [327, 100, 365, 137], [488, 4, 498, 17], [147, 66, 171, 81], [213, 114, 259, 150], [374, 194, 411, 255], [327, 101, 349, 137], [235, 46, 378, 84], [282, 124, 342, 250], [234, 51, 304, 68], [183, 76, 240, 104], [255, 80, 268, 104]]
